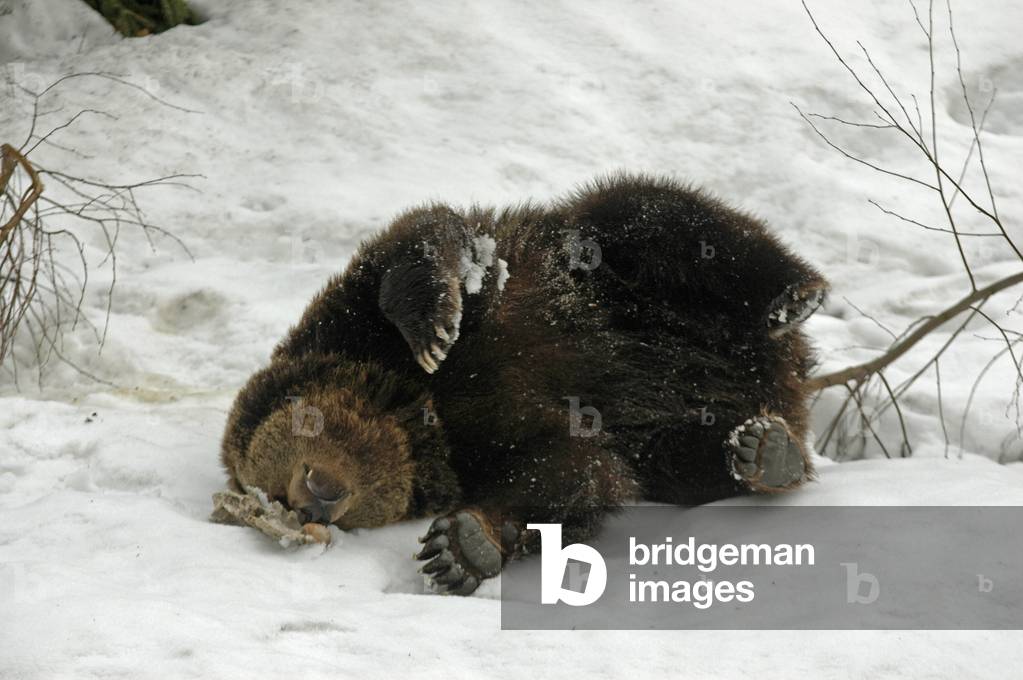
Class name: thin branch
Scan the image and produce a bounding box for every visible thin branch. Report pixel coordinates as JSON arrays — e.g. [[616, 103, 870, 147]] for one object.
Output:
[[947, 0, 1000, 225], [0, 144, 44, 243], [808, 271, 1023, 389], [878, 370, 913, 457], [1, 71, 197, 381], [792, 103, 939, 190], [868, 199, 1002, 236], [847, 383, 892, 458], [949, 88, 996, 209], [934, 359, 950, 458]]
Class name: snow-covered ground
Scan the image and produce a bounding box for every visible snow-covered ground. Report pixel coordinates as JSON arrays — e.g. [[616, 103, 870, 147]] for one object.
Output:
[[2, 0, 1023, 677]]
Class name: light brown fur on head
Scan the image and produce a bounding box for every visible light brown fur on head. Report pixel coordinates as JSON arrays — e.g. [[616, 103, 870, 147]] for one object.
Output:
[[234, 386, 416, 529]]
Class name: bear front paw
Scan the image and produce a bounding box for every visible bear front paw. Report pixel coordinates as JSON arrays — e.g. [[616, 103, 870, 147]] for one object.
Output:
[[728, 416, 812, 492], [415, 510, 503, 595], [380, 265, 463, 375]]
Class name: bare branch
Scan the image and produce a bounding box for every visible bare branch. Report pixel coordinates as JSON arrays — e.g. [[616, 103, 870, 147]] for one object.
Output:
[[808, 272, 1023, 390], [868, 199, 1002, 236], [1, 72, 197, 382], [878, 371, 913, 456], [792, 103, 939, 190]]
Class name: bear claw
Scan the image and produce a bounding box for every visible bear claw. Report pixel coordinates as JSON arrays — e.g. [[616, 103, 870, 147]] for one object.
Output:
[[409, 283, 461, 374], [381, 265, 462, 375], [728, 416, 810, 492], [417, 349, 439, 374], [415, 510, 503, 595]]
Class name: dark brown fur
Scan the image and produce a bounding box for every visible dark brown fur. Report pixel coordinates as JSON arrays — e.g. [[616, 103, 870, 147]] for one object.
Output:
[[221, 173, 827, 568]]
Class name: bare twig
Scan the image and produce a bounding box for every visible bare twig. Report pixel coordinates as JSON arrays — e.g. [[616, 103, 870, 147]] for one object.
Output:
[[799, 1, 1023, 459], [808, 271, 1023, 390], [0, 145, 44, 242], [846, 383, 892, 459], [1, 72, 197, 383], [878, 371, 913, 457], [934, 359, 950, 458]]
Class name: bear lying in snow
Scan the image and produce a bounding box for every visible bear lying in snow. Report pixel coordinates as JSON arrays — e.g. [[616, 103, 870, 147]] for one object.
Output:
[[220, 173, 828, 595]]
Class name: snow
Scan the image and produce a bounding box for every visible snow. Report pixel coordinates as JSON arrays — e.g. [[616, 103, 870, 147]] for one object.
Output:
[[2, 0, 1023, 677], [458, 234, 498, 294], [496, 257, 510, 291]]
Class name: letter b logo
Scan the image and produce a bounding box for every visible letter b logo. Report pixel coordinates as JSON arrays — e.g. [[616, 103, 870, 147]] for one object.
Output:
[[842, 562, 879, 605], [563, 230, 602, 271], [528, 523, 607, 606], [565, 397, 601, 438], [286, 396, 324, 437]]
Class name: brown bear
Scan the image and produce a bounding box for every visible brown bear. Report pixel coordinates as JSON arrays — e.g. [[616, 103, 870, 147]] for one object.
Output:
[[220, 173, 828, 595]]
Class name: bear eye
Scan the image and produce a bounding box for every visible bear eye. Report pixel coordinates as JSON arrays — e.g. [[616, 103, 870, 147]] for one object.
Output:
[[304, 466, 349, 503]]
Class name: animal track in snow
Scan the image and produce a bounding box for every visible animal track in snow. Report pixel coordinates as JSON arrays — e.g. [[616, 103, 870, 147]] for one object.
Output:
[[151, 289, 229, 333]]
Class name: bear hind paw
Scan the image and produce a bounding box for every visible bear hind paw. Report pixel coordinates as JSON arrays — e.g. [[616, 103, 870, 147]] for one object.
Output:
[[766, 281, 827, 337], [728, 415, 812, 493]]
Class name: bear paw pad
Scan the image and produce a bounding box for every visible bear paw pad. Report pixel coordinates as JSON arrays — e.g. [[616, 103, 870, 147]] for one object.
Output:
[[415, 510, 503, 596], [766, 281, 827, 337], [728, 416, 810, 492]]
